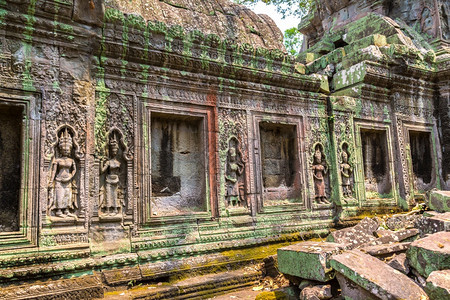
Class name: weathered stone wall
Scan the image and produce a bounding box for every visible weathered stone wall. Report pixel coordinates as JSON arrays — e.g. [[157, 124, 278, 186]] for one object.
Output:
[[0, 0, 447, 297]]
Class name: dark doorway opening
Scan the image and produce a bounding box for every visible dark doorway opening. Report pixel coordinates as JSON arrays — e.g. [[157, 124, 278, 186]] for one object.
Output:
[[409, 131, 432, 189], [0, 105, 22, 232]]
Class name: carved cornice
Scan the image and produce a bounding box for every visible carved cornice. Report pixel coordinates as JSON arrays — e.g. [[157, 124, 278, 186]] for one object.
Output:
[[99, 9, 322, 93], [0, 4, 100, 52]]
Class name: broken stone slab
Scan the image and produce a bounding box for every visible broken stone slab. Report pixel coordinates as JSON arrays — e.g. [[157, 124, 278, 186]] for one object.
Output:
[[417, 212, 450, 235], [299, 285, 332, 300], [360, 242, 411, 256], [386, 214, 422, 230], [407, 231, 450, 277], [362, 228, 419, 247], [425, 270, 450, 300], [335, 273, 380, 300], [330, 250, 428, 300], [277, 241, 345, 282], [387, 253, 410, 274], [428, 190, 450, 213], [326, 217, 378, 249]]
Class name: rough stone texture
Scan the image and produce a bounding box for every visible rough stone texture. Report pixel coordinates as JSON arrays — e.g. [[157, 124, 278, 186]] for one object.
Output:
[[299, 285, 332, 300], [386, 214, 422, 231], [102, 266, 142, 285], [326, 218, 378, 248], [361, 242, 411, 256], [425, 270, 450, 300], [428, 191, 450, 213], [104, 0, 284, 50], [0, 275, 104, 300], [407, 231, 450, 277], [331, 250, 428, 300], [335, 273, 380, 300], [417, 212, 450, 235], [387, 253, 410, 274], [361, 228, 419, 247], [277, 241, 345, 282]]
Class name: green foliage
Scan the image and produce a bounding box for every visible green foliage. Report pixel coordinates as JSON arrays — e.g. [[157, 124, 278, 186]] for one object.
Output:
[[283, 27, 303, 55], [233, 0, 312, 19]]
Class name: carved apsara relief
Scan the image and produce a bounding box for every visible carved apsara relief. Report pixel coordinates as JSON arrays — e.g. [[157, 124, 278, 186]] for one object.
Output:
[[312, 143, 330, 205], [218, 108, 248, 209], [99, 129, 131, 219], [340, 142, 354, 199], [307, 117, 331, 206], [225, 137, 246, 208], [47, 126, 82, 219]]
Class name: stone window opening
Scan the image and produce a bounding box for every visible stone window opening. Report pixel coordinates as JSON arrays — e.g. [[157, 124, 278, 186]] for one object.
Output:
[[259, 122, 302, 205], [150, 113, 206, 217], [0, 104, 23, 232], [409, 131, 432, 189], [360, 129, 392, 199]]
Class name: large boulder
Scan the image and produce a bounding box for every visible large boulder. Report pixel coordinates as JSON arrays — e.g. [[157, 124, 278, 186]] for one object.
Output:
[[330, 250, 428, 300], [407, 231, 450, 277], [277, 241, 345, 282]]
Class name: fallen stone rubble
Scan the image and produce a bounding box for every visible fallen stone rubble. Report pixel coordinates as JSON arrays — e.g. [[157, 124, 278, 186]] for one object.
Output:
[[276, 210, 450, 300]]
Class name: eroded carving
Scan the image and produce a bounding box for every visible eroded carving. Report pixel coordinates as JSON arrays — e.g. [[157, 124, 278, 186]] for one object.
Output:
[[312, 144, 330, 205], [99, 129, 130, 218], [340, 143, 353, 198], [225, 137, 246, 207], [47, 126, 81, 219]]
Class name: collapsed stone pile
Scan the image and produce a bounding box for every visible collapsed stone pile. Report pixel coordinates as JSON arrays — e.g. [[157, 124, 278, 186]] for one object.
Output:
[[278, 210, 450, 300]]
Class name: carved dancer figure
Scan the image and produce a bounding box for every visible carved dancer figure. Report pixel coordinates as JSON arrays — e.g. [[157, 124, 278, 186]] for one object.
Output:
[[225, 139, 245, 207], [312, 145, 329, 204], [100, 131, 123, 216], [48, 128, 77, 218], [340, 147, 353, 198]]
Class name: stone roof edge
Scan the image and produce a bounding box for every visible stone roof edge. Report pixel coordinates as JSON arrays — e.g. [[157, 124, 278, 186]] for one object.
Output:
[[101, 8, 322, 92]]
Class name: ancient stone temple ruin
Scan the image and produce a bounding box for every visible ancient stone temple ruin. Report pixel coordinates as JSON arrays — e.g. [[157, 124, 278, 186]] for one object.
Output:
[[0, 0, 448, 298]]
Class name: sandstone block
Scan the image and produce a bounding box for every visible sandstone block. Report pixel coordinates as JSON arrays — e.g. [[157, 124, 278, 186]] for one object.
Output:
[[407, 231, 450, 277], [331, 250, 428, 300], [417, 212, 450, 234], [425, 270, 450, 300], [428, 190, 450, 213], [361, 242, 411, 256], [335, 273, 379, 300], [387, 253, 410, 274], [326, 217, 378, 249], [362, 228, 419, 247], [385, 214, 421, 230], [277, 241, 345, 282]]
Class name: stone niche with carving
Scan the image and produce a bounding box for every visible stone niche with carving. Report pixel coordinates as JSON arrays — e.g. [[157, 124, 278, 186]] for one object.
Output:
[[150, 113, 207, 217], [360, 129, 392, 200], [98, 128, 130, 220], [46, 125, 83, 221], [259, 122, 302, 206]]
